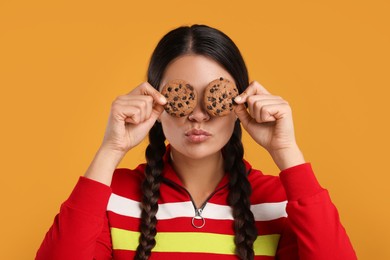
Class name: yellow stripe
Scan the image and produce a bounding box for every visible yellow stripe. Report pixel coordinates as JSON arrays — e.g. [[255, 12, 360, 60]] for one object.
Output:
[[111, 228, 280, 256], [253, 233, 281, 256]]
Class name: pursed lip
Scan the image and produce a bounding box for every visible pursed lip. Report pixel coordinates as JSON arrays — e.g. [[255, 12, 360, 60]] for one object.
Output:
[[185, 128, 212, 143], [185, 128, 212, 136]]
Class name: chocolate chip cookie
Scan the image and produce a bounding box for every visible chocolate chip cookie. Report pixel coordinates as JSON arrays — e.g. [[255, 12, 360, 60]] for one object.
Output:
[[161, 79, 197, 117], [204, 77, 239, 116]]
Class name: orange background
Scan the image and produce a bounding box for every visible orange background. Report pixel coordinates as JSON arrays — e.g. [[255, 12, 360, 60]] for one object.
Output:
[[1, 1, 389, 259]]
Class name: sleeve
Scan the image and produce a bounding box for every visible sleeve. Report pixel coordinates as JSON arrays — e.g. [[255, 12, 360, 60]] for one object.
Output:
[[35, 176, 113, 260], [276, 163, 357, 260]]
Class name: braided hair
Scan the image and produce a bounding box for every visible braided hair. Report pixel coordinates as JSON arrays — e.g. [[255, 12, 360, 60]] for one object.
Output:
[[135, 123, 166, 260], [135, 24, 257, 260], [224, 121, 257, 259]]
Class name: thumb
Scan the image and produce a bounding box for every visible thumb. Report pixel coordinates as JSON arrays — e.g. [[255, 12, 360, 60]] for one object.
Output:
[[132, 82, 167, 106], [134, 104, 165, 133], [151, 104, 165, 121], [142, 104, 165, 129], [234, 104, 252, 129]]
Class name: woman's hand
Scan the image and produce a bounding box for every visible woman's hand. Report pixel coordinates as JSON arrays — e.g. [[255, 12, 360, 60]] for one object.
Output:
[[234, 81, 305, 170], [100, 82, 167, 155], [84, 82, 166, 186]]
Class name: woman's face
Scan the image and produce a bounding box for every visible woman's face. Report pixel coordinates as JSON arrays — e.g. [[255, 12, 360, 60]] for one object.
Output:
[[159, 54, 237, 160]]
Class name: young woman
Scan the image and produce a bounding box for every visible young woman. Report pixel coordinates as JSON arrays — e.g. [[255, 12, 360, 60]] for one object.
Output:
[[36, 25, 357, 259]]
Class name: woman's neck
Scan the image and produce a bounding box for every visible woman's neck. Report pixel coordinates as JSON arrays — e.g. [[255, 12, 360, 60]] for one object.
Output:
[[169, 148, 225, 207]]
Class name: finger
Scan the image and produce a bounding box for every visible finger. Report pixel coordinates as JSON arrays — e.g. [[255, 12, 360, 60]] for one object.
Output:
[[130, 82, 167, 105], [256, 103, 291, 123], [116, 96, 153, 122], [124, 104, 164, 126], [126, 104, 165, 134], [234, 81, 271, 104], [112, 99, 150, 125], [246, 95, 284, 115], [117, 106, 144, 125], [234, 104, 252, 129], [247, 97, 288, 122], [151, 103, 165, 121], [130, 103, 165, 129], [116, 94, 165, 122], [258, 104, 277, 123]]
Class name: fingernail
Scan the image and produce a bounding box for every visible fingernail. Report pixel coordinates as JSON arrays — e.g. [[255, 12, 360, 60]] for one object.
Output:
[[234, 96, 242, 102], [160, 96, 167, 104]]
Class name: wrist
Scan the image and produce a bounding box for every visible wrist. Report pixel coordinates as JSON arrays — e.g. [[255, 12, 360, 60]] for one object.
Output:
[[270, 144, 306, 171], [84, 146, 126, 186], [98, 145, 127, 163]]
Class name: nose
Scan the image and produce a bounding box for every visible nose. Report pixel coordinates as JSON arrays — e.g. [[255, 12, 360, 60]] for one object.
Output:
[[188, 102, 210, 122]]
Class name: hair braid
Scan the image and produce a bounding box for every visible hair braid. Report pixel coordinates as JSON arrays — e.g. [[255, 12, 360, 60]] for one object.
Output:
[[135, 122, 166, 260], [224, 121, 257, 260]]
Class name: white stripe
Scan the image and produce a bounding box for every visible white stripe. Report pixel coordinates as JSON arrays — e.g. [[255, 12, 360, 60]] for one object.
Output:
[[107, 193, 194, 219], [158, 201, 194, 219], [107, 193, 142, 218], [107, 193, 287, 221], [251, 201, 288, 221], [202, 203, 233, 220]]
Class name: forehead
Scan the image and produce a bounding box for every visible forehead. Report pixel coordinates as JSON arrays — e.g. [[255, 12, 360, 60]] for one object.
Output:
[[160, 55, 234, 91]]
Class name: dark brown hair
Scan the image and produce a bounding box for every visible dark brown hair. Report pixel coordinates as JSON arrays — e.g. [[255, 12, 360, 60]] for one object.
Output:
[[135, 24, 257, 260]]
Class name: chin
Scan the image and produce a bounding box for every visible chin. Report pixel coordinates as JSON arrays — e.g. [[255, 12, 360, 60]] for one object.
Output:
[[172, 143, 222, 160]]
